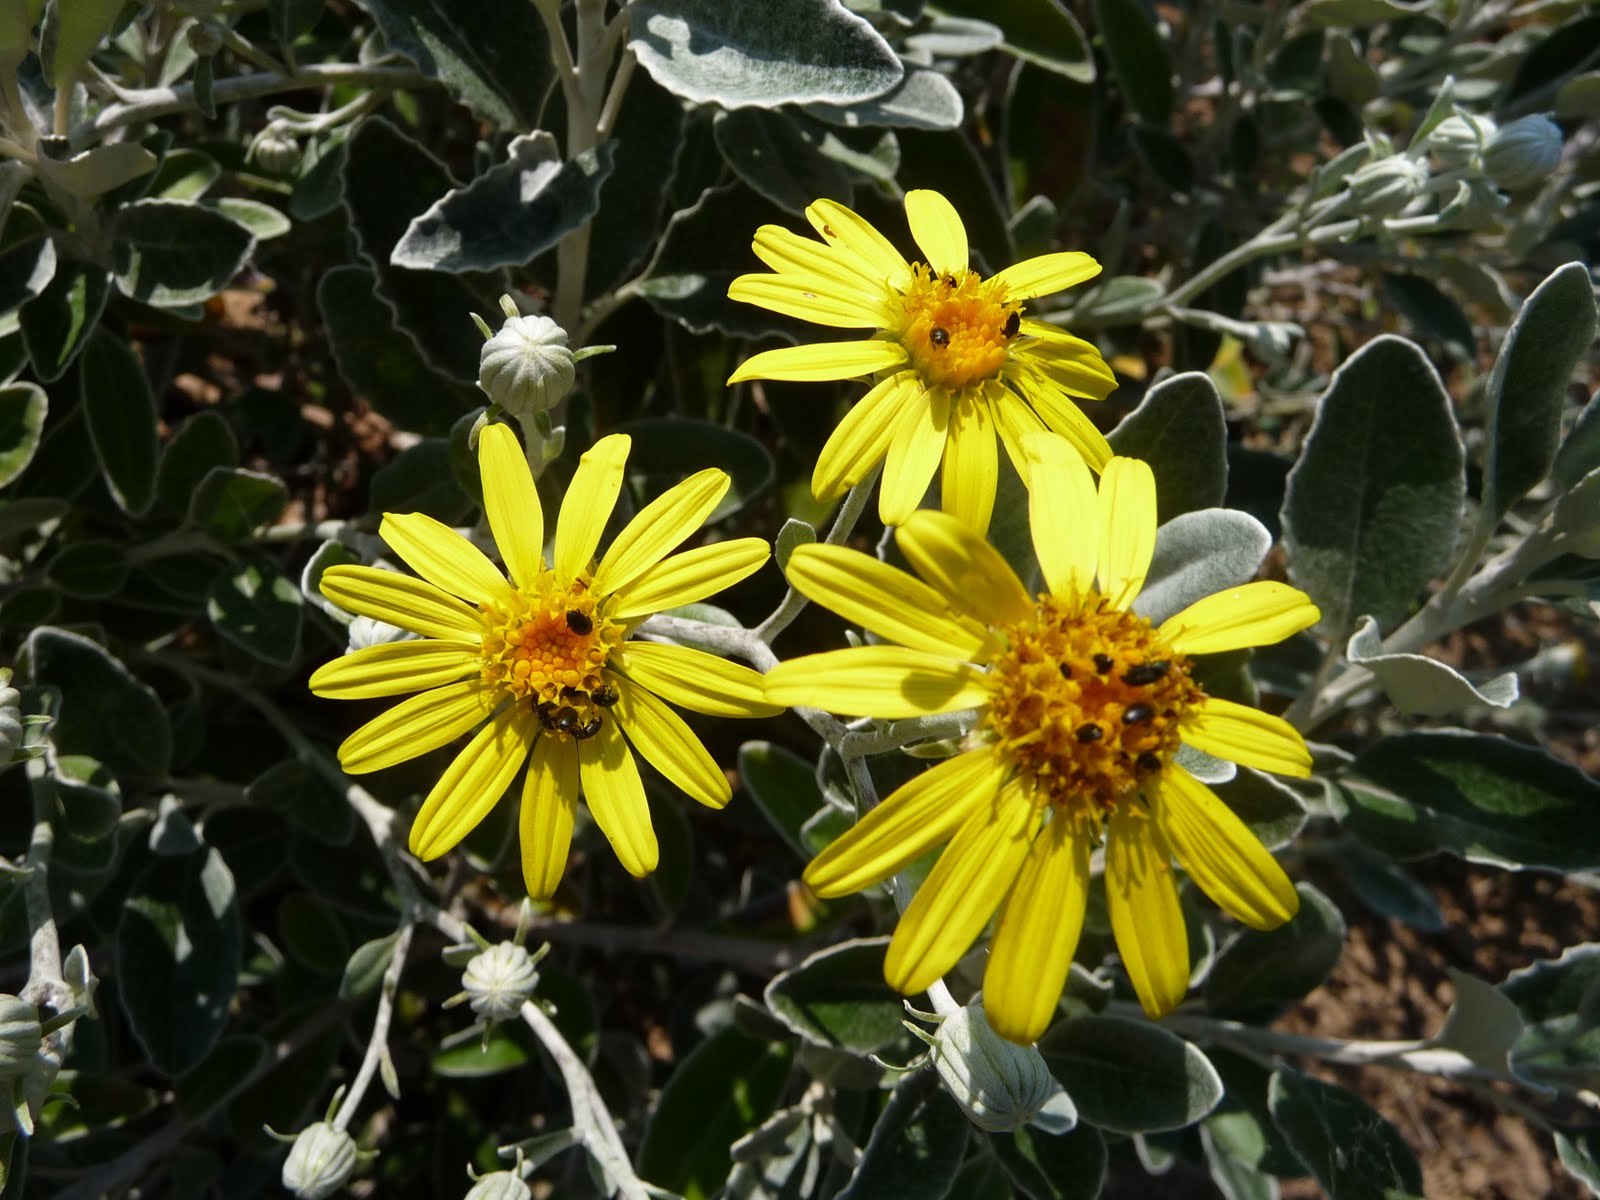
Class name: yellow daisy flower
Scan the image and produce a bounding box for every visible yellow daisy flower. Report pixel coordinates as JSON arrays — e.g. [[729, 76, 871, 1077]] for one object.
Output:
[[726, 189, 1118, 532], [309, 425, 778, 897], [764, 434, 1319, 1043]]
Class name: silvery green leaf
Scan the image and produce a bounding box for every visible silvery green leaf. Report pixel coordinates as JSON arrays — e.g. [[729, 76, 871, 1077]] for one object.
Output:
[[1069, 274, 1164, 323], [207, 560, 304, 667], [0, 205, 55, 312], [20, 260, 110, 382], [1345, 615, 1517, 716], [816, 128, 901, 182], [1281, 334, 1464, 638], [629, 0, 902, 109], [1551, 391, 1600, 489], [1175, 742, 1236, 785], [392, 133, 616, 273], [34, 142, 157, 199], [1205, 885, 1345, 1018], [1134, 509, 1271, 625], [347, 0, 553, 129], [837, 1070, 968, 1200], [1483, 261, 1598, 521], [1093, 0, 1172, 122], [80, 328, 157, 515], [805, 67, 964, 130], [931, 0, 1093, 82], [0, 381, 46, 488], [1108, 372, 1227, 521], [111, 199, 255, 308], [1212, 769, 1308, 852], [1299, 0, 1431, 28], [714, 109, 853, 214], [204, 197, 291, 240], [1039, 1016, 1223, 1134], [905, 15, 1002, 57], [1268, 1068, 1423, 1200], [1430, 967, 1524, 1077], [764, 940, 903, 1056], [1319, 840, 1444, 930]]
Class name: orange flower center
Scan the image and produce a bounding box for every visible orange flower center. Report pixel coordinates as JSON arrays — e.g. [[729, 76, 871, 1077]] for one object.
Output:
[[478, 572, 625, 741], [983, 594, 1203, 814], [895, 263, 1020, 390]]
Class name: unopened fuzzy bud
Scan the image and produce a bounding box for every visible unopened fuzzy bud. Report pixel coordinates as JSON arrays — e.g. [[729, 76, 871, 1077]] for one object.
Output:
[[0, 670, 21, 766], [478, 304, 575, 418], [462, 942, 540, 1022], [465, 1170, 533, 1200], [0, 998, 41, 1077], [1426, 112, 1496, 170], [185, 21, 223, 56], [1485, 114, 1563, 191], [250, 122, 302, 177], [1346, 154, 1430, 216], [282, 1122, 360, 1200], [924, 1004, 1069, 1133]]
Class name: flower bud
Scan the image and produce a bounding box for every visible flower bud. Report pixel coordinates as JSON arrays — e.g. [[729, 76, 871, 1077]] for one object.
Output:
[[465, 1170, 533, 1200], [185, 21, 223, 56], [0, 998, 41, 1077], [462, 942, 540, 1022], [250, 122, 302, 178], [1485, 114, 1563, 191], [1426, 112, 1496, 170], [926, 1004, 1070, 1133], [0, 670, 21, 766], [1346, 154, 1430, 216], [282, 1122, 360, 1200], [479, 307, 575, 418]]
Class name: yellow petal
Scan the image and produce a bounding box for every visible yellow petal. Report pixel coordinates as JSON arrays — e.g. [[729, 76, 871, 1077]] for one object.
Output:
[[1105, 805, 1189, 1018], [594, 468, 729, 596], [555, 433, 631, 581], [309, 639, 478, 699], [408, 705, 533, 859], [879, 386, 950, 525], [987, 383, 1049, 488], [1023, 431, 1097, 601], [1182, 697, 1312, 778], [884, 779, 1038, 994], [1152, 769, 1299, 931], [1096, 456, 1157, 609], [812, 372, 922, 501], [752, 223, 895, 295], [990, 252, 1102, 301], [1008, 369, 1113, 469], [984, 811, 1092, 1044], [806, 198, 911, 288], [728, 339, 908, 384], [904, 189, 968, 276], [608, 538, 769, 621], [763, 646, 993, 718], [578, 722, 658, 877], [337, 680, 498, 774], [477, 423, 546, 587], [381, 512, 513, 607], [1158, 581, 1321, 656], [727, 274, 890, 328], [784, 543, 990, 660], [612, 677, 730, 809], [803, 748, 1005, 896], [611, 641, 781, 718], [940, 389, 997, 533], [1015, 329, 1120, 399], [895, 509, 1034, 626], [520, 734, 579, 900], [320, 565, 483, 642]]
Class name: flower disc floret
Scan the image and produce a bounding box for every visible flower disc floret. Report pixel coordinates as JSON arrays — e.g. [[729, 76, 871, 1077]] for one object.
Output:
[[986, 595, 1202, 813], [896, 264, 1020, 390]]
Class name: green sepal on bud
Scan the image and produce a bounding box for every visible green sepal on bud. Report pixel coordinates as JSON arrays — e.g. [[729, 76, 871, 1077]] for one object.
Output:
[[1346, 153, 1430, 217], [280, 1121, 361, 1200], [464, 1169, 533, 1200], [477, 296, 577, 418], [909, 1003, 1076, 1134], [1485, 114, 1563, 191]]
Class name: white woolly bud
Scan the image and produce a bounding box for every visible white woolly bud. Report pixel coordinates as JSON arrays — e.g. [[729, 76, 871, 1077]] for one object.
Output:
[[1426, 112, 1496, 170], [462, 942, 540, 1022], [281, 1122, 360, 1199], [1485, 114, 1563, 191], [1346, 154, 1430, 216], [479, 307, 576, 418], [465, 1170, 533, 1200], [925, 1005, 1074, 1133]]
